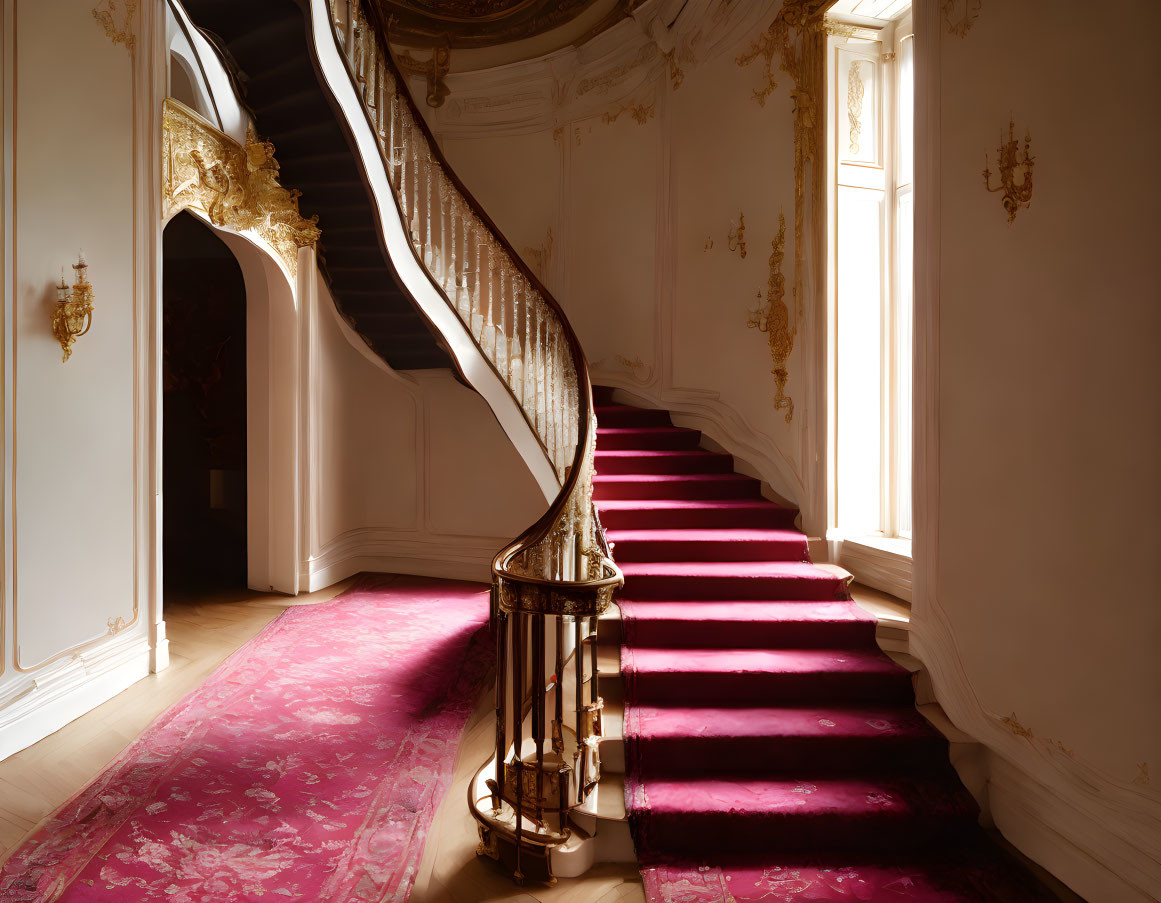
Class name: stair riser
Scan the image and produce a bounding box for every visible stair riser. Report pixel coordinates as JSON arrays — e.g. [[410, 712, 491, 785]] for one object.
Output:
[[610, 538, 808, 563], [625, 620, 876, 649], [599, 508, 798, 530], [628, 672, 913, 705], [594, 453, 734, 475], [634, 813, 976, 857], [629, 736, 951, 776], [594, 408, 673, 428], [597, 431, 702, 451], [623, 575, 845, 601], [594, 479, 760, 502]]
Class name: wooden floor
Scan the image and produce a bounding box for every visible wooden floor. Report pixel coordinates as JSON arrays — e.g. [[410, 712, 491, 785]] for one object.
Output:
[[0, 577, 646, 902], [0, 578, 356, 862]]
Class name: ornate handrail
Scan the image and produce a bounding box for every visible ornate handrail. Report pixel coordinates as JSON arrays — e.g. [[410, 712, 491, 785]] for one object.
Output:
[[322, 0, 621, 883]]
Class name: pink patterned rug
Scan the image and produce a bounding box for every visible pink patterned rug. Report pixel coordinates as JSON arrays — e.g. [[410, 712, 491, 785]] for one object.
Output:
[[0, 574, 491, 903]]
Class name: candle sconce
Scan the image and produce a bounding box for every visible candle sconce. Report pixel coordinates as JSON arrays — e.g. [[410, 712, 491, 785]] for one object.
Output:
[[52, 252, 95, 362], [983, 120, 1035, 224]]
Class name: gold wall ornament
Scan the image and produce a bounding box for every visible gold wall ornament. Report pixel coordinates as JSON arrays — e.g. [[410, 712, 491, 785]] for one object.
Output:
[[1133, 763, 1151, 786], [395, 43, 451, 108], [521, 227, 554, 283], [162, 99, 321, 277], [983, 119, 1034, 224], [660, 48, 685, 91], [747, 211, 795, 423], [601, 101, 655, 125], [93, 0, 137, 54], [727, 212, 747, 258], [942, 0, 981, 37], [52, 253, 96, 363], [106, 615, 129, 636], [847, 61, 865, 155], [738, 0, 831, 421]]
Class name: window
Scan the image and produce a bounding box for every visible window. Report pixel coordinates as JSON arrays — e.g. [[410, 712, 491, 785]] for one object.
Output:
[[828, 11, 914, 568]]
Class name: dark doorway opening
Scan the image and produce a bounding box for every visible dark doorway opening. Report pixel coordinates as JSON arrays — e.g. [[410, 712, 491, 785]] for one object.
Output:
[[162, 211, 248, 594]]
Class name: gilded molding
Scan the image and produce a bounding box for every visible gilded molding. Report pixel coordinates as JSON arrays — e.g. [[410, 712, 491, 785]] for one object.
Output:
[[601, 101, 654, 125], [942, 0, 981, 37], [738, 2, 832, 422], [576, 44, 654, 97], [162, 99, 321, 277], [847, 61, 865, 155], [983, 119, 1034, 225], [747, 212, 795, 423], [93, 0, 137, 54]]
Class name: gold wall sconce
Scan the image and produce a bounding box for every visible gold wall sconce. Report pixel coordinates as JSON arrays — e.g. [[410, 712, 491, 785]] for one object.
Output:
[[983, 120, 1035, 224], [52, 251, 95, 362]]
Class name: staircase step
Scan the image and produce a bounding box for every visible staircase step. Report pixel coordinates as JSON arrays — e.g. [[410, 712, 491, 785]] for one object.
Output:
[[597, 426, 701, 451], [631, 774, 978, 856], [596, 499, 797, 530], [593, 473, 760, 502], [619, 600, 876, 648], [595, 449, 733, 475], [593, 404, 672, 428], [623, 647, 911, 704], [607, 528, 808, 562], [626, 703, 949, 775], [619, 560, 845, 601]]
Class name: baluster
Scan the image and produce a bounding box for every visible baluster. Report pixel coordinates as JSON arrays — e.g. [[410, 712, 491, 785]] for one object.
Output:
[[471, 226, 485, 339], [423, 156, 435, 267], [364, 29, 378, 110], [440, 176, 453, 289], [344, 0, 355, 62], [512, 607, 524, 883], [494, 605, 508, 812], [573, 616, 583, 803], [495, 260, 509, 379], [509, 276, 525, 407], [523, 289, 536, 420], [533, 614, 545, 824]]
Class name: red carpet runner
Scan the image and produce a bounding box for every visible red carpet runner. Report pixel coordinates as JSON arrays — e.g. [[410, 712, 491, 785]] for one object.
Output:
[[594, 393, 1058, 903], [0, 575, 491, 903]]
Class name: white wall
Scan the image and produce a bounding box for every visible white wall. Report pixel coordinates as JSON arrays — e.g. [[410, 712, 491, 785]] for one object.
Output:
[[913, 1, 1161, 900], [422, 0, 813, 524], [303, 276, 545, 589], [0, 0, 159, 760]]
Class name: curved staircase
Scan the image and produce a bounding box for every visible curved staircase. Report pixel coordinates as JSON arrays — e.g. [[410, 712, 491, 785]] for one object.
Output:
[[594, 390, 1060, 902]]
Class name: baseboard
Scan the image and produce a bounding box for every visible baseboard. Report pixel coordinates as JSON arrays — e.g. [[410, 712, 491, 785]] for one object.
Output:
[[988, 752, 1158, 903], [0, 632, 152, 762], [303, 528, 504, 591]]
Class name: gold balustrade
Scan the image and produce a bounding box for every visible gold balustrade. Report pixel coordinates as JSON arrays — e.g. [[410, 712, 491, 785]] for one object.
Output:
[[324, 0, 621, 883]]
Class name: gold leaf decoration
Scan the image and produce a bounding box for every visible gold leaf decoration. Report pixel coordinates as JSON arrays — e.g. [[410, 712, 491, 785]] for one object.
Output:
[[162, 99, 321, 277], [942, 0, 981, 37], [602, 102, 655, 125], [93, 0, 137, 54], [747, 211, 794, 422]]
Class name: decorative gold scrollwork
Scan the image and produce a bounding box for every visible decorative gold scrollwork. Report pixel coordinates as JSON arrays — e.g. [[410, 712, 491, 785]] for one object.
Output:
[[847, 61, 865, 155], [162, 99, 321, 276], [983, 119, 1034, 224], [747, 211, 794, 423], [942, 0, 981, 38], [727, 213, 747, 259]]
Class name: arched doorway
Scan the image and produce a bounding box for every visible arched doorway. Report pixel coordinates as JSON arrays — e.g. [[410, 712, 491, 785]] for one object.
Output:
[[162, 211, 248, 594]]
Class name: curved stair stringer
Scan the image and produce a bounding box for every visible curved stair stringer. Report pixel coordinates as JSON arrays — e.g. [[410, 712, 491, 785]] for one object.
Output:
[[299, 0, 559, 501]]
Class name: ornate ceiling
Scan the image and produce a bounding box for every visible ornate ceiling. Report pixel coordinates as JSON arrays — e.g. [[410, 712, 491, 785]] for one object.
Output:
[[377, 0, 628, 48]]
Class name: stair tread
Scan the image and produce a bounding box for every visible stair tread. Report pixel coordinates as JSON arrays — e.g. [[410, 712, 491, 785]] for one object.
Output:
[[619, 560, 839, 579], [625, 646, 903, 676], [627, 703, 941, 741], [638, 774, 976, 819], [597, 499, 792, 513], [594, 473, 755, 484], [607, 527, 806, 543], [621, 600, 875, 623]]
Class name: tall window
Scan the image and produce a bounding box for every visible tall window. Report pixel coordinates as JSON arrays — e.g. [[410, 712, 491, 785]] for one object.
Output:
[[829, 10, 914, 550]]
